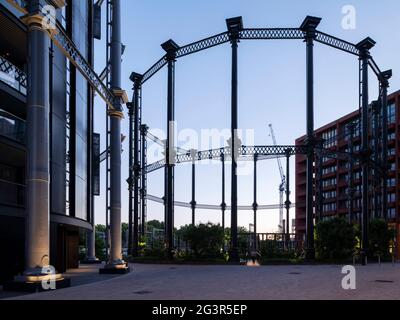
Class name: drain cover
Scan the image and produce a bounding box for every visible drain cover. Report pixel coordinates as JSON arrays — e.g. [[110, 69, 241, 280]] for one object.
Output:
[[375, 280, 394, 283], [133, 290, 152, 295], [289, 272, 301, 275]]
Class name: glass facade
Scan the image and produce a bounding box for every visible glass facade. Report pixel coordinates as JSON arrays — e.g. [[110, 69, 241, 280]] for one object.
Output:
[[0, 108, 25, 143], [70, 0, 90, 221]]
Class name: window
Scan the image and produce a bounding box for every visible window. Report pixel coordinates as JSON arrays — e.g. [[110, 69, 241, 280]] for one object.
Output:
[[322, 178, 337, 188], [322, 166, 336, 175], [323, 190, 337, 199], [0, 109, 25, 143], [387, 193, 396, 203], [322, 129, 337, 148], [388, 178, 396, 187], [388, 103, 395, 124], [388, 208, 396, 219], [388, 148, 396, 156], [323, 203, 337, 213]]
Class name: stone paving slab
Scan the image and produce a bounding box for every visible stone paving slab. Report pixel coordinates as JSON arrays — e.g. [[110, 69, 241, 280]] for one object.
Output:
[[7, 263, 400, 300]]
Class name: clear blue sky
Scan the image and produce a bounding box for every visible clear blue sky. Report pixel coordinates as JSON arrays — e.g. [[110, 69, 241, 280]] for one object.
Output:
[[93, 0, 400, 232]]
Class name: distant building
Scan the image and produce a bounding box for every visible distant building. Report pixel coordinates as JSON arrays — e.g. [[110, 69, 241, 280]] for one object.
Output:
[[295, 90, 400, 257]]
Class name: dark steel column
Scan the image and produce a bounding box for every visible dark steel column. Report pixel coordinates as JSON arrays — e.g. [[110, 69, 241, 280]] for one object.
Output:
[[221, 153, 226, 231], [190, 150, 197, 226], [129, 73, 142, 257], [127, 100, 134, 256], [348, 123, 356, 223], [23, 5, 51, 273], [161, 40, 179, 259], [140, 124, 148, 236], [356, 37, 376, 266], [316, 141, 324, 224], [226, 17, 243, 263], [108, 0, 124, 267], [252, 154, 258, 250], [381, 70, 392, 221], [285, 149, 292, 250], [372, 100, 380, 219], [300, 16, 321, 260]]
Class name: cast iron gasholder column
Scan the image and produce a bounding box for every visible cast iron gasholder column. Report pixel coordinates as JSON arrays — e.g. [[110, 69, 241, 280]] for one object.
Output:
[[372, 100, 380, 219], [23, 2, 51, 274], [129, 72, 143, 257], [127, 100, 134, 256], [226, 16, 243, 263], [252, 154, 258, 250], [347, 123, 356, 223], [221, 153, 226, 231], [162, 39, 179, 259], [141, 124, 149, 236], [380, 70, 392, 221], [356, 37, 376, 266], [300, 16, 321, 260], [285, 149, 292, 250], [190, 149, 197, 226]]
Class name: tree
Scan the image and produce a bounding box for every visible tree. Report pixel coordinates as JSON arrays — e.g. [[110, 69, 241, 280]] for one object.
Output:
[[180, 223, 224, 259], [369, 219, 396, 258], [95, 224, 106, 261], [315, 217, 357, 260], [224, 226, 249, 258], [147, 220, 165, 231]]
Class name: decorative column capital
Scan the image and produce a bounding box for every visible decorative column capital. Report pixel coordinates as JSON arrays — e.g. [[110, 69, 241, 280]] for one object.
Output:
[[161, 39, 179, 61], [300, 16, 322, 40], [355, 37, 376, 59], [107, 109, 124, 119], [226, 16, 243, 42], [129, 72, 143, 89], [380, 69, 392, 88]]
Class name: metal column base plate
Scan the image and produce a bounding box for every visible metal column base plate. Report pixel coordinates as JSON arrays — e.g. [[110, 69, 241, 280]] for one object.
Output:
[[99, 262, 130, 274]]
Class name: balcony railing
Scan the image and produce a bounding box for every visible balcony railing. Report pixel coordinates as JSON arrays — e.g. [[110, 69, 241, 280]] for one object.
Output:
[[0, 55, 27, 95], [0, 178, 25, 207], [0, 108, 25, 143]]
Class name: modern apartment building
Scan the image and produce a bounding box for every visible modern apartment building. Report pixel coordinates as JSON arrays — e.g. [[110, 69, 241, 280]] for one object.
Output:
[[0, 0, 96, 282], [295, 90, 400, 257]]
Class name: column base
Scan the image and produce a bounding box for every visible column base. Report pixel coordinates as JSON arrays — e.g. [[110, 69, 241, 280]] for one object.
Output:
[[81, 257, 102, 264], [99, 260, 130, 274], [3, 273, 71, 293]]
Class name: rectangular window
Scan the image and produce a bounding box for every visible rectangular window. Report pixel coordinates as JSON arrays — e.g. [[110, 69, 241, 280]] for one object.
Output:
[[388, 103, 396, 124], [387, 193, 396, 203], [322, 128, 337, 148]]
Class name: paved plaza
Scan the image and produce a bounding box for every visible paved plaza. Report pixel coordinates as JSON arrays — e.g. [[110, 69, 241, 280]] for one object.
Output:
[[4, 263, 400, 300]]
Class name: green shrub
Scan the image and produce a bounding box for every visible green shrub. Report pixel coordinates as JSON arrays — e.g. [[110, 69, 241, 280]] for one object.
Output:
[[315, 217, 357, 260], [368, 219, 396, 258], [180, 223, 224, 259]]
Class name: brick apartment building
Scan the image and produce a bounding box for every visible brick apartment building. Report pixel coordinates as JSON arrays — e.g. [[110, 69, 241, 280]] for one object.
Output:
[[295, 90, 400, 257]]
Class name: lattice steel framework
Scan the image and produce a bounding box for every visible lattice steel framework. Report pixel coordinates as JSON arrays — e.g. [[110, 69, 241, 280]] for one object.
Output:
[[129, 15, 389, 263], [144, 144, 354, 174], [7, 0, 117, 110]]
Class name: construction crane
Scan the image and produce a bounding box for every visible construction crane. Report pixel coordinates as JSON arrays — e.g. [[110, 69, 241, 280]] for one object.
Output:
[[268, 124, 286, 233]]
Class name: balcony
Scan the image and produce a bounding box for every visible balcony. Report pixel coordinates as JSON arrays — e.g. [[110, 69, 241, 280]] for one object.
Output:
[[0, 55, 27, 96], [0, 178, 25, 207], [0, 108, 25, 144]]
